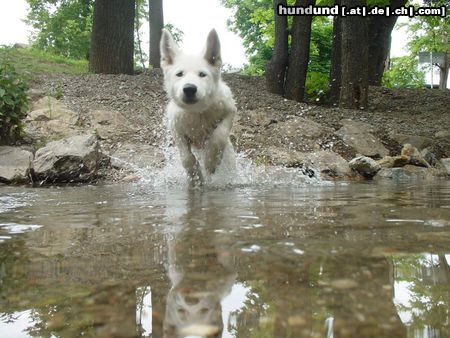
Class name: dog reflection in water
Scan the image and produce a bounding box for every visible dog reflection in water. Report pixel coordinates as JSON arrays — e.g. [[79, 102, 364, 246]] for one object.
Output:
[[163, 224, 236, 337]]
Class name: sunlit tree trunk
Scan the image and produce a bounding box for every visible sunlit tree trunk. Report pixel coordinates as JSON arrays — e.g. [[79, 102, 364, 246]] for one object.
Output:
[[149, 0, 164, 69]]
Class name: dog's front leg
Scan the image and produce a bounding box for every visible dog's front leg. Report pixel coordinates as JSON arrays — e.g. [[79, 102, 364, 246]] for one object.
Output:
[[177, 138, 203, 184], [205, 117, 233, 175]]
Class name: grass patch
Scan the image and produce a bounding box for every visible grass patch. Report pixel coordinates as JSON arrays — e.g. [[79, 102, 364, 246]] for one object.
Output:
[[0, 46, 88, 77]]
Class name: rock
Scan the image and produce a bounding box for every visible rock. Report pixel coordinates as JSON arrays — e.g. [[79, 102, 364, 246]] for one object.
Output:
[[91, 109, 128, 140], [375, 165, 438, 180], [110, 143, 165, 170], [13, 43, 29, 49], [390, 133, 434, 150], [264, 117, 334, 153], [302, 151, 352, 178], [27, 88, 46, 102], [377, 155, 410, 168], [437, 158, 450, 176], [33, 134, 102, 183], [401, 144, 430, 167], [435, 130, 450, 139], [421, 148, 437, 166], [0, 147, 33, 183], [349, 156, 381, 178], [335, 119, 388, 159], [258, 148, 351, 178], [26, 107, 79, 125]]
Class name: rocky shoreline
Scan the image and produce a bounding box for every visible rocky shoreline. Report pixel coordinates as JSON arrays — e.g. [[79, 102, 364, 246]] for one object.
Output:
[[1, 72, 449, 185]]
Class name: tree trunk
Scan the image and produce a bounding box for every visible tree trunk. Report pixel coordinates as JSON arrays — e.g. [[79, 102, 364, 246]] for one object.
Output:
[[265, 0, 289, 95], [149, 0, 164, 69], [438, 53, 449, 90], [339, 0, 369, 109], [285, 0, 316, 102], [90, 0, 135, 74], [329, 0, 342, 105], [367, 0, 406, 86]]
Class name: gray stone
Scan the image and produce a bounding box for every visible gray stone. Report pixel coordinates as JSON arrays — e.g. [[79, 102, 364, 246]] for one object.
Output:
[[401, 144, 430, 167], [91, 109, 128, 140], [305, 151, 352, 178], [349, 156, 381, 178], [335, 119, 388, 159], [375, 165, 438, 181], [33, 134, 102, 183], [390, 133, 434, 150], [377, 155, 410, 168], [110, 143, 165, 170], [437, 158, 450, 176], [0, 147, 33, 183], [435, 130, 450, 139], [265, 117, 334, 153]]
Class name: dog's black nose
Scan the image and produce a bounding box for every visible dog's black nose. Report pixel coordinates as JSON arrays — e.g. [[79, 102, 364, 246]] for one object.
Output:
[[183, 84, 197, 98]]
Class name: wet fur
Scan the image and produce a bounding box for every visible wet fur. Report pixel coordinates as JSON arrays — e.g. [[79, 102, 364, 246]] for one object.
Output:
[[160, 29, 236, 185]]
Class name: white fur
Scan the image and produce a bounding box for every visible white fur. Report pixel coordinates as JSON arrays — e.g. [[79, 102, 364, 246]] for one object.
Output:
[[160, 29, 237, 185]]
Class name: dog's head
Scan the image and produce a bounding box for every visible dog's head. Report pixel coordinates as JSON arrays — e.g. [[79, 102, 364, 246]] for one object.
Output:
[[160, 29, 222, 110]]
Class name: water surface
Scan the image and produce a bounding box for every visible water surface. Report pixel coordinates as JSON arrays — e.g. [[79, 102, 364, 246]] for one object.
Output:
[[0, 180, 449, 337]]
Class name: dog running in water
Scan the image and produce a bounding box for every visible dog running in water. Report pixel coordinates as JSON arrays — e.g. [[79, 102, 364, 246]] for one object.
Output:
[[160, 29, 237, 185]]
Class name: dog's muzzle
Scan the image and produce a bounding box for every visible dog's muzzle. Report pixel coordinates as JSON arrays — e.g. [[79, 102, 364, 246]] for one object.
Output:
[[182, 83, 198, 103]]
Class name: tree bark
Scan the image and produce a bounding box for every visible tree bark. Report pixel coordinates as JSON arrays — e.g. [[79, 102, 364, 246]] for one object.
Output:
[[438, 53, 449, 90], [265, 0, 289, 95], [339, 0, 369, 109], [367, 0, 407, 86], [285, 0, 316, 102], [149, 0, 164, 69], [90, 0, 135, 74], [329, 0, 342, 105]]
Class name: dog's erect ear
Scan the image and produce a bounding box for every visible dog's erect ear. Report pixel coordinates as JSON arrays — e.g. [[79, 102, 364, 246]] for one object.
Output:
[[204, 29, 222, 67], [160, 29, 179, 68]]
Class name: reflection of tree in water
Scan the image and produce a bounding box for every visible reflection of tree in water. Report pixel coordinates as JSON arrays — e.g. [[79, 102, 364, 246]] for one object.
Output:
[[393, 254, 450, 337], [227, 257, 333, 338]]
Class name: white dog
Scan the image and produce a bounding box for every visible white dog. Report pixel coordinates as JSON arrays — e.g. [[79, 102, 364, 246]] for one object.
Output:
[[160, 29, 237, 185]]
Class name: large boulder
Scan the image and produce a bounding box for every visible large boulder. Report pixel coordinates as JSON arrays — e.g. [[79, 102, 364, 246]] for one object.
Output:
[[437, 158, 450, 176], [264, 117, 334, 153], [349, 156, 381, 178], [257, 148, 351, 178], [375, 165, 438, 181], [25, 96, 80, 139], [110, 143, 165, 170], [91, 109, 129, 140], [33, 134, 102, 183], [0, 147, 33, 183], [389, 132, 434, 150], [335, 119, 389, 159]]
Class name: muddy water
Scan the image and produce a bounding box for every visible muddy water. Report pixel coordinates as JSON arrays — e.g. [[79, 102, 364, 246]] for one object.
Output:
[[0, 181, 449, 338]]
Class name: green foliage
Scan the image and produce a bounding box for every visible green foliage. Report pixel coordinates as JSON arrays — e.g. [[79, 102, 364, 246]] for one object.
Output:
[[220, 0, 333, 101], [305, 71, 329, 102], [402, 0, 450, 55], [0, 46, 88, 76], [382, 56, 425, 88], [0, 59, 29, 144], [164, 24, 184, 44], [26, 0, 93, 60]]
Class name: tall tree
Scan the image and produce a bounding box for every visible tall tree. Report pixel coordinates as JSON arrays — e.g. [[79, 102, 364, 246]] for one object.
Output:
[[403, 0, 450, 90], [285, 0, 316, 101], [367, 0, 407, 86], [265, 0, 289, 95], [89, 0, 135, 74], [329, 0, 342, 105], [339, 0, 369, 109], [26, 0, 93, 59], [149, 0, 164, 69]]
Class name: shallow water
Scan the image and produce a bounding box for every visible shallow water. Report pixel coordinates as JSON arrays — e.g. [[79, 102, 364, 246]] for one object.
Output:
[[0, 180, 449, 338]]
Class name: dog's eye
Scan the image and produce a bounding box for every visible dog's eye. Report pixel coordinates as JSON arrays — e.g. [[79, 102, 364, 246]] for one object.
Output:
[[176, 71, 184, 77], [199, 71, 207, 78]]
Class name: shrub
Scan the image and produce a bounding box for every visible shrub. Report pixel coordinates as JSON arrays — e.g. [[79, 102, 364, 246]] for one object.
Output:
[[0, 60, 29, 144]]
